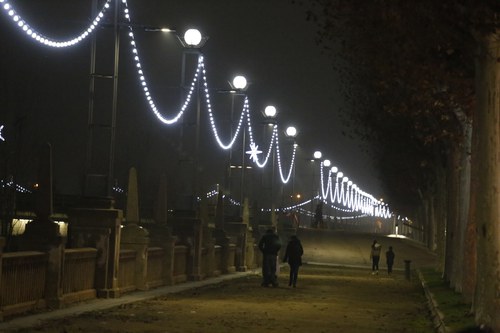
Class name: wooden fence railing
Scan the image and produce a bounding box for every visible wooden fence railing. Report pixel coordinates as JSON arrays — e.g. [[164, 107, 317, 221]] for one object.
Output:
[[62, 248, 98, 304], [1, 251, 47, 317]]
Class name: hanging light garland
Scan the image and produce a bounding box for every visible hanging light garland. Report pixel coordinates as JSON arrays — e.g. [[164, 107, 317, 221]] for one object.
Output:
[[199, 58, 248, 150], [0, 180, 32, 193], [246, 117, 276, 168], [0, 0, 112, 47], [318, 162, 391, 218]]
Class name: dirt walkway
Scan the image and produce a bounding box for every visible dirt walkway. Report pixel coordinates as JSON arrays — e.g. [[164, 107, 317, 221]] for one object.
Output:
[[5, 264, 434, 333]]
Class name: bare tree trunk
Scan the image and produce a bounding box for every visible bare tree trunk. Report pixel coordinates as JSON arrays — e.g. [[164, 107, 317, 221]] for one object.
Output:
[[417, 189, 435, 251], [473, 31, 500, 331], [444, 147, 460, 285], [426, 196, 438, 251], [431, 168, 447, 273], [463, 116, 477, 303], [454, 120, 472, 294]]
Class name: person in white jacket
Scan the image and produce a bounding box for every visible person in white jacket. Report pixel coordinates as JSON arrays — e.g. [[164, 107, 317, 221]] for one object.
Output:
[[370, 240, 382, 274]]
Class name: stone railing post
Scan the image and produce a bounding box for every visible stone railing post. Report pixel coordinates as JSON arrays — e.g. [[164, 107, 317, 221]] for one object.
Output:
[[68, 206, 122, 298], [213, 229, 235, 274], [121, 225, 149, 290], [147, 225, 177, 285], [202, 224, 217, 277], [18, 143, 66, 309], [171, 217, 203, 281], [19, 219, 65, 309], [0, 237, 5, 320]]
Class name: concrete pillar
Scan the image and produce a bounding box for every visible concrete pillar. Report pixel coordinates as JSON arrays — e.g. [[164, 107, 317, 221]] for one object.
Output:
[[0, 237, 6, 320], [224, 222, 247, 272], [124, 167, 139, 227], [213, 228, 234, 273], [121, 167, 150, 290], [198, 196, 216, 277], [18, 143, 65, 309], [189, 219, 203, 281], [68, 206, 122, 298], [201, 224, 216, 277], [121, 225, 149, 290], [238, 198, 250, 271], [148, 174, 177, 285], [148, 225, 177, 285], [171, 217, 203, 281]]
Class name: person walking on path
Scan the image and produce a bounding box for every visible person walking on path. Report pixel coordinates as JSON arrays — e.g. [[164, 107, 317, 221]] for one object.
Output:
[[283, 235, 304, 288], [258, 228, 282, 287], [370, 240, 382, 274], [386, 246, 395, 275]]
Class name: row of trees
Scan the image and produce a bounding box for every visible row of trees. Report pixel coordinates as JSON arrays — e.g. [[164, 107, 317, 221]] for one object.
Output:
[[299, 0, 499, 330]]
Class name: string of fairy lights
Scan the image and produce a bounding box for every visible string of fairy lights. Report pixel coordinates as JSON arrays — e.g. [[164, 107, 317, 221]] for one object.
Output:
[[0, 0, 391, 218]]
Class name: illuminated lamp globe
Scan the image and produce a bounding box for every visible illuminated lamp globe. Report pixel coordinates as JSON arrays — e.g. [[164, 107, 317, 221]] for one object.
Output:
[[331, 166, 338, 173], [337, 172, 344, 178], [232, 75, 247, 90], [285, 126, 297, 137], [183, 29, 202, 46], [348, 181, 353, 186], [323, 159, 331, 167], [313, 151, 322, 159], [342, 176, 349, 182], [264, 105, 277, 118]]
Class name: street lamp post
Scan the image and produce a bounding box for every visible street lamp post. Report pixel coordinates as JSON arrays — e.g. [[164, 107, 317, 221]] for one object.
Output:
[[285, 126, 298, 206], [322, 159, 331, 217], [226, 75, 248, 207], [230, 76, 249, 211], [177, 28, 207, 210], [310, 150, 322, 222], [263, 105, 277, 216]]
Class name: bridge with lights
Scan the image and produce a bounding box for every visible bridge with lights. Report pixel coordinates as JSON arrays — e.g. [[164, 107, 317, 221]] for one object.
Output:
[[0, 0, 395, 227]]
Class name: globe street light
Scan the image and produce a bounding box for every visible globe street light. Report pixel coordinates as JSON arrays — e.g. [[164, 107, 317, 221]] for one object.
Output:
[[183, 28, 203, 47], [285, 126, 297, 138], [232, 75, 248, 90], [264, 105, 277, 118]]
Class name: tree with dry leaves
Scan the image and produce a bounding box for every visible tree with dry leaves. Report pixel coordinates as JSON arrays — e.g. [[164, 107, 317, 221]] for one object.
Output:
[[298, 0, 499, 329]]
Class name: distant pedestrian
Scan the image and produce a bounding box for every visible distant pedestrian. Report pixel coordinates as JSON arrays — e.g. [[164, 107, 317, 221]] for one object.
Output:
[[386, 246, 395, 274], [258, 228, 282, 287], [283, 235, 304, 288], [370, 240, 382, 274], [313, 202, 323, 228]]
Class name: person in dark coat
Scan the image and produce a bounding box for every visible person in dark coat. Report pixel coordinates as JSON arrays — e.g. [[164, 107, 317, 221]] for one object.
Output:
[[283, 235, 304, 288], [258, 228, 281, 287], [386, 246, 395, 274]]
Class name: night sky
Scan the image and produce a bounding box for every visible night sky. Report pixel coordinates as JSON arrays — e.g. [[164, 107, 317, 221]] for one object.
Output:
[[0, 0, 382, 211]]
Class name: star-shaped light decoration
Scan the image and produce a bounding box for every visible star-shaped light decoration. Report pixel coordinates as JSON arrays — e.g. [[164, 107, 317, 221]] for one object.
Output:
[[0, 125, 4, 141], [246, 142, 262, 163]]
